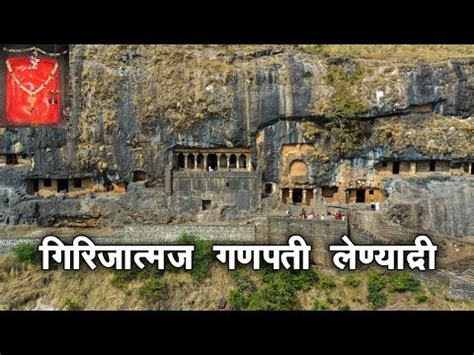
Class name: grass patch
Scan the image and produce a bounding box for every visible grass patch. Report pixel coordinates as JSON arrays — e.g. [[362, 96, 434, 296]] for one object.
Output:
[[138, 279, 167, 304], [228, 288, 250, 310], [0, 255, 27, 274], [343, 274, 361, 288], [313, 298, 330, 310], [338, 304, 351, 311], [176, 233, 213, 282], [367, 271, 426, 308], [12, 242, 39, 264], [110, 268, 143, 292], [386, 272, 421, 293], [231, 268, 256, 293], [414, 292, 428, 304], [229, 267, 318, 311], [298, 45, 474, 62], [228, 268, 255, 310], [63, 298, 84, 311], [367, 271, 387, 309], [319, 274, 336, 290]]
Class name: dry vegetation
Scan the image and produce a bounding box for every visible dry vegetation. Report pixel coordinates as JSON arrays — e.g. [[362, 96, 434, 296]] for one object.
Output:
[[298, 45, 474, 63], [1, 254, 472, 310], [302, 113, 474, 161]]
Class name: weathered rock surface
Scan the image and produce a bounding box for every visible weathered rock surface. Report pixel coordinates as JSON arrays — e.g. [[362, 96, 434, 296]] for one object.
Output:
[[383, 176, 474, 238], [0, 45, 472, 237]]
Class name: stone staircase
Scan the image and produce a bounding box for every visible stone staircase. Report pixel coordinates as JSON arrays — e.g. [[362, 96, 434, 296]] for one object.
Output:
[[12, 187, 30, 202], [350, 211, 414, 244], [448, 268, 474, 301]]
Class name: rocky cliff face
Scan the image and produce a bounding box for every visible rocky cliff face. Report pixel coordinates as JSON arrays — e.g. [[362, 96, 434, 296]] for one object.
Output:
[[1, 45, 473, 181], [0, 45, 472, 233], [383, 176, 474, 238]]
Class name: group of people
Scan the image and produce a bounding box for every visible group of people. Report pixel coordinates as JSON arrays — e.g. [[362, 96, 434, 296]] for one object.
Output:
[[284, 208, 346, 221]]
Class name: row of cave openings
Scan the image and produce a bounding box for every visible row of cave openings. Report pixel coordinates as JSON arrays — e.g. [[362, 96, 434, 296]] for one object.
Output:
[[277, 187, 382, 205], [175, 153, 249, 171], [25, 170, 148, 196], [1, 153, 28, 165]]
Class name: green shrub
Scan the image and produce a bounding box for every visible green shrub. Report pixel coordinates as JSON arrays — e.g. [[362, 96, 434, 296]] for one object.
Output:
[[228, 289, 249, 310], [367, 272, 387, 309], [386, 272, 421, 293], [343, 274, 361, 288], [247, 280, 298, 311], [138, 279, 166, 304], [414, 292, 428, 304], [319, 275, 336, 289], [110, 268, 143, 291], [231, 268, 256, 293], [313, 299, 330, 310], [228, 268, 317, 311], [63, 298, 83, 311], [12, 242, 38, 264], [325, 64, 369, 120], [250, 269, 318, 310], [177, 233, 213, 281], [289, 269, 319, 291], [262, 268, 318, 290]]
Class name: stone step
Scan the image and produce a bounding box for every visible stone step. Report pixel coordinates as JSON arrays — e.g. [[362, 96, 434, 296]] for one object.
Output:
[[459, 270, 474, 283]]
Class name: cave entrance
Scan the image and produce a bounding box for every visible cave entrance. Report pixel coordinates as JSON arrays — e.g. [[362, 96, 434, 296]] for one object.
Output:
[[239, 154, 247, 169], [356, 189, 365, 203], [220, 154, 228, 170], [202, 200, 211, 210], [57, 179, 69, 193], [133, 171, 147, 182], [196, 154, 204, 170], [26, 179, 39, 194], [392, 161, 400, 174], [208, 154, 218, 171], [188, 154, 195, 169], [292, 188, 303, 204], [6, 154, 18, 165], [229, 154, 237, 169], [177, 153, 185, 169]]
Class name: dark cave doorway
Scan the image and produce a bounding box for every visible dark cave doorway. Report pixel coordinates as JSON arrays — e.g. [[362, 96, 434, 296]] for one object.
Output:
[[292, 188, 303, 204], [177, 153, 185, 170], [208, 154, 218, 171], [356, 189, 365, 203], [57, 179, 69, 193], [229, 154, 237, 169]]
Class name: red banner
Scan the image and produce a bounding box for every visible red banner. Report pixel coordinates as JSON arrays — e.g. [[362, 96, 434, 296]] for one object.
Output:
[[6, 57, 60, 125]]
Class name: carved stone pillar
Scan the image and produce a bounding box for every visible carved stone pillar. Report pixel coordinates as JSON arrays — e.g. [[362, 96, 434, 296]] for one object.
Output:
[[217, 153, 221, 170], [184, 153, 189, 169], [247, 154, 252, 171], [302, 189, 307, 205], [236, 155, 240, 169], [226, 156, 230, 169], [289, 189, 293, 204], [204, 154, 208, 170]]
